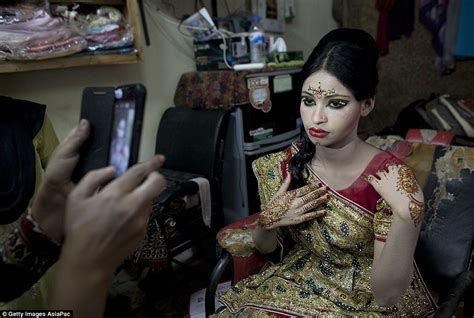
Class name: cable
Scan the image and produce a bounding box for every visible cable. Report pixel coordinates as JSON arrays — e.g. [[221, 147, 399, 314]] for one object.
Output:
[[148, 2, 238, 70], [215, 29, 233, 69]]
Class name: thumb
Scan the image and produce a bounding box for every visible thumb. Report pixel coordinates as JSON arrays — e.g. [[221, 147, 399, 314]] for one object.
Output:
[[275, 175, 291, 196]]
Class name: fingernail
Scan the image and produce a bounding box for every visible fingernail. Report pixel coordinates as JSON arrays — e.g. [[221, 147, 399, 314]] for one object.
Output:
[[325, 194, 331, 199], [80, 119, 87, 127], [318, 182, 323, 187]]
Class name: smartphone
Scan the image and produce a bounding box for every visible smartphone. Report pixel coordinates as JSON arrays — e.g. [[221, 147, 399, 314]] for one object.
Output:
[[72, 84, 146, 182]]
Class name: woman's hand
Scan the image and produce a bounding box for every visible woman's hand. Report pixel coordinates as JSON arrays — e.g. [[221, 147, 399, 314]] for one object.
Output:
[[258, 176, 329, 229], [31, 119, 90, 243], [365, 163, 424, 227], [60, 155, 166, 275]]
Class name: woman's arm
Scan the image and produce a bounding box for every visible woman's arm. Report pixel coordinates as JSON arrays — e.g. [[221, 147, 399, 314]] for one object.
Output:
[[371, 216, 420, 306], [366, 163, 424, 307], [252, 226, 279, 254]]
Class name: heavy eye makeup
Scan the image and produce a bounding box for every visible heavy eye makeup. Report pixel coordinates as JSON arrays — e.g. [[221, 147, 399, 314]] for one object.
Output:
[[327, 99, 349, 109], [301, 95, 350, 109], [301, 95, 316, 106]]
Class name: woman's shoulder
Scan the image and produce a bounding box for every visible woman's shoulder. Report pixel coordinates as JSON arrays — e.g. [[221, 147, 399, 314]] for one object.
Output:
[[362, 142, 406, 174], [251, 144, 298, 206], [253, 142, 300, 170]]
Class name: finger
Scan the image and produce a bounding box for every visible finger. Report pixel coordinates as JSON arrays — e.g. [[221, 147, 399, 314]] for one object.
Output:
[[295, 187, 328, 206], [292, 182, 322, 197], [297, 194, 330, 214], [274, 175, 291, 196], [53, 119, 90, 161], [105, 155, 165, 194], [72, 166, 116, 198], [301, 210, 327, 221], [128, 172, 167, 206], [363, 174, 382, 189]]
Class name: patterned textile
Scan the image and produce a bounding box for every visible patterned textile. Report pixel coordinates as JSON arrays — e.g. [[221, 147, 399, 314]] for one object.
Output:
[[0, 113, 59, 309], [217, 144, 436, 317], [0, 211, 60, 302], [173, 71, 250, 110]]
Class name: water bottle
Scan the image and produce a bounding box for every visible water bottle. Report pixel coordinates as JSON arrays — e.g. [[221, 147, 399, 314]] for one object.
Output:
[[249, 16, 265, 64]]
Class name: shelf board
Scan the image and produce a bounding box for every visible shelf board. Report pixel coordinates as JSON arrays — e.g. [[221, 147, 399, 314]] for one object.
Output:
[[0, 0, 143, 73], [0, 52, 141, 73], [50, 0, 126, 5]]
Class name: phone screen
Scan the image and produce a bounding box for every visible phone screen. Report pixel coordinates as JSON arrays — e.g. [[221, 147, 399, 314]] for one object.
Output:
[[109, 90, 136, 177]]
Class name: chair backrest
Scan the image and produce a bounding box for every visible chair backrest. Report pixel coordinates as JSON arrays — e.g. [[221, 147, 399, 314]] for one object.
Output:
[[155, 107, 229, 181]]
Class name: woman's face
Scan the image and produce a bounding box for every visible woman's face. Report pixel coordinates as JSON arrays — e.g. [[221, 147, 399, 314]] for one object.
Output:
[[300, 70, 370, 149]]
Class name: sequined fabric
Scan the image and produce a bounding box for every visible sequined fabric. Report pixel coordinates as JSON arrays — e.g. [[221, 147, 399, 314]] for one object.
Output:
[[217, 145, 436, 317]]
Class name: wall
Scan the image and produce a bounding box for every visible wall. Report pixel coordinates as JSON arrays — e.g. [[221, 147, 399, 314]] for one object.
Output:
[[0, 0, 336, 161], [340, 1, 474, 134], [0, 2, 196, 161]]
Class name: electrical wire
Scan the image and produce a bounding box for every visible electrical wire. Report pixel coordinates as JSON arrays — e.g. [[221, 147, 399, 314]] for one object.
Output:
[[146, 1, 240, 70]]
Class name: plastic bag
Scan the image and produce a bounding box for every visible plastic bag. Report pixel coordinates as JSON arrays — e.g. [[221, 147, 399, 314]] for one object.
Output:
[[0, 6, 86, 60], [53, 5, 134, 51]]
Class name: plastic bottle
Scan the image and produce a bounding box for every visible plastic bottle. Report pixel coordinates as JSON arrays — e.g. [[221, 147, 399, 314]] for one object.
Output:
[[249, 16, 265, 64]]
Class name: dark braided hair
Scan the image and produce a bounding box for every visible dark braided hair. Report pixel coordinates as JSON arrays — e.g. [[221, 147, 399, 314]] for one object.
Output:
[[290, 28, 379, 188]]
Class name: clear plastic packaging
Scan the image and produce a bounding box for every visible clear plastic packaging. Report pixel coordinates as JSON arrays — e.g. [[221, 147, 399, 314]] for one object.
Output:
[[249, 15, 265, 64], [0, 6, 87, 60], [54, 5, 134, 51]]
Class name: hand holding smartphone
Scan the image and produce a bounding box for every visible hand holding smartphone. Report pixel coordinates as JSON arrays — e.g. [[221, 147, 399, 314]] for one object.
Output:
[[72, 84, 146, 182]]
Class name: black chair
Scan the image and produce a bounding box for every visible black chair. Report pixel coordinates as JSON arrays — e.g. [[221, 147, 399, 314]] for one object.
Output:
[[151, 106, 229, 261]]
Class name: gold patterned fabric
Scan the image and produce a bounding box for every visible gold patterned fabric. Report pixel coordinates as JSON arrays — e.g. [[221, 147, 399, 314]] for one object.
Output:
[[217, 145, 436, 317]]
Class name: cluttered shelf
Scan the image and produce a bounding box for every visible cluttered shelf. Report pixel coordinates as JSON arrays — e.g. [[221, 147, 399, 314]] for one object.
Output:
[[0, 0, 142, 73]]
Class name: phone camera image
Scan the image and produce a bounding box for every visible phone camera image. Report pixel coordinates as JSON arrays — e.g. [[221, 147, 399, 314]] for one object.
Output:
[[109, 98, 136, 177]]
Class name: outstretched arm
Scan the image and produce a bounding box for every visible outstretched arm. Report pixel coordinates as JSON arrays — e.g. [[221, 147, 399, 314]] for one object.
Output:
[[365, 163, 424, 307]]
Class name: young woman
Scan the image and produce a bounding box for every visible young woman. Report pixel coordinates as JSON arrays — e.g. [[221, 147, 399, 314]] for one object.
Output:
[[216, 29, 436, 317]]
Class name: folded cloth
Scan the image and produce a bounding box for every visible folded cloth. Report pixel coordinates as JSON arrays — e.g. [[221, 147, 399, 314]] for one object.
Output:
[[190, 177, 211, 228]]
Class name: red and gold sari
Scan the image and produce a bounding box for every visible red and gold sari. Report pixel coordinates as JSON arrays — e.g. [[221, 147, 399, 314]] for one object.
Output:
[[217, 145, 436, 317]]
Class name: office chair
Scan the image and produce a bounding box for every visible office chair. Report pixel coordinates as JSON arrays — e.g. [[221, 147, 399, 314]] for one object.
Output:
[[151, 106, 229, 262]]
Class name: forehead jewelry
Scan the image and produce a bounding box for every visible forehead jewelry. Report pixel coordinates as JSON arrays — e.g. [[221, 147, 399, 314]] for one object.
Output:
[[308, 82, 336, 99]]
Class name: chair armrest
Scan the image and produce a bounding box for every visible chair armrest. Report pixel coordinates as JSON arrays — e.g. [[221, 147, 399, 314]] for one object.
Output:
[[435, 270, 474, 318], [216, 213, 260, 256], [206, 213, 269, 315], [152, 181, 199, 218], [216, 213, 267, 287], [206, 251, 232, 317]]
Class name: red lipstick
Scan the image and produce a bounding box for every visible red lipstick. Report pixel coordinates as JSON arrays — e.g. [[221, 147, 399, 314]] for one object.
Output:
[[309, 128, 329, 138]]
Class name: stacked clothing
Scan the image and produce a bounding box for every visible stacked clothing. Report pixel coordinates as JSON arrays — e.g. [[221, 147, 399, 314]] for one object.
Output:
[[0, 4, 86, 60], [74, 6, 134, 51], [0, 1, 135, 61]]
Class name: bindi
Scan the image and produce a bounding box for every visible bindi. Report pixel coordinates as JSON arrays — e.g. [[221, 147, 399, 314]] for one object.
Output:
[[307, 82, 336, 99]]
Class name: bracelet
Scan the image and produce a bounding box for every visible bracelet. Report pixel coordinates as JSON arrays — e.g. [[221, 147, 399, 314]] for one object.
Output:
[[1, 210, 61, 275]]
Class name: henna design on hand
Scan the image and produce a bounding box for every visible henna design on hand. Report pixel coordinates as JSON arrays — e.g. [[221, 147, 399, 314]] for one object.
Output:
[[393, 164, 424, 227]]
